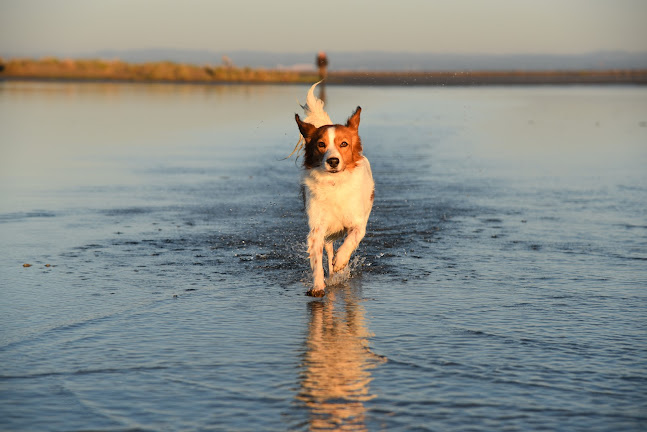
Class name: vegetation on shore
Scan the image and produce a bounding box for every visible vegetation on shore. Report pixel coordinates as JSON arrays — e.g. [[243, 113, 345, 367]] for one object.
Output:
[[0, 57, 318, 83], [1, 57, 645, 85]]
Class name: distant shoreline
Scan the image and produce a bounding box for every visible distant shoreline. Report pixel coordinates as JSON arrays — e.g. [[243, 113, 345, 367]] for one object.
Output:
[[327, 69, 647, 86], [1, 58, 645, 86], [3, 72, 646, 86]]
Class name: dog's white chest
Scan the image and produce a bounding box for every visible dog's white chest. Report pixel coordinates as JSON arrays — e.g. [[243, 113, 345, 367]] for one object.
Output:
[[303, 158, 374, 236]]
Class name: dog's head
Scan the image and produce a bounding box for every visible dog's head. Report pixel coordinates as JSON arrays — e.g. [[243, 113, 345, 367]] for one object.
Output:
[[295, 107, 363, 173]]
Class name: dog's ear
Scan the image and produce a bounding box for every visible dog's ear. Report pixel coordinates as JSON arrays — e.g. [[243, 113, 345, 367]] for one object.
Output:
[[346, 106, 361, 130], [295, 114, 317, 140]]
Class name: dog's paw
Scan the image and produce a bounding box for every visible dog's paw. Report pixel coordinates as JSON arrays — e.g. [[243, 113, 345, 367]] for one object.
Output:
[[306, 288, 325, 297], [332, 252, 351, 273], [307, 279, 326, 297], [333, 262, 347, 273]]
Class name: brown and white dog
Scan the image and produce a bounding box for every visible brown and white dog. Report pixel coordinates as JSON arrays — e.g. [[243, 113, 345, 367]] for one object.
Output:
[[294, 82, 374, 296]]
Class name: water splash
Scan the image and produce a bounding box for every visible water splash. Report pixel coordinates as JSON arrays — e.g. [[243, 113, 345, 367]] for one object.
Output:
[[325, 256, 366, 287]]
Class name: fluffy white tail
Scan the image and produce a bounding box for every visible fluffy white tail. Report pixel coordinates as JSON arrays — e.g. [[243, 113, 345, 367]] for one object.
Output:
[[301, 81, 332, 128], [287, 81, 331, 160]]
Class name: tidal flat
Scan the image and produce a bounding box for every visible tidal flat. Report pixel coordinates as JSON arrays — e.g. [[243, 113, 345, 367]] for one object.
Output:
[[1, 82, 646, 431]]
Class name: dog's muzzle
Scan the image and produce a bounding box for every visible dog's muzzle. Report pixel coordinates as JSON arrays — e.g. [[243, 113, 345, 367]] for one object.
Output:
[[326, 157, 340, 169]]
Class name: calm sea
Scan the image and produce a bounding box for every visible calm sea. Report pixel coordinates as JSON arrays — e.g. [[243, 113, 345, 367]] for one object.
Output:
[[1, 81, 646, 431]]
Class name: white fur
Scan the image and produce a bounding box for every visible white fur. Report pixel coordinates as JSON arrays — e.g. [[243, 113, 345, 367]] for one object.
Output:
[[301, 81, 332, 128], [298, 83, 374, 295]]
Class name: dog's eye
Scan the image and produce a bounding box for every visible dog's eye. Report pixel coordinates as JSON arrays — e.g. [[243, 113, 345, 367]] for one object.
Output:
[[340, 141, 349, 148], [317, 141, 326, 148]]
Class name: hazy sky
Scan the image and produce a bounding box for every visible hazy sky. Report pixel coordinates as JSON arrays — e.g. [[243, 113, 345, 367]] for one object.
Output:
[[1, 0, 646, 56]]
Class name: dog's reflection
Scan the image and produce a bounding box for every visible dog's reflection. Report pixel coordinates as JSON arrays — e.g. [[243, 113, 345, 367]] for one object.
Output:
[[298, 286, 386, 431]]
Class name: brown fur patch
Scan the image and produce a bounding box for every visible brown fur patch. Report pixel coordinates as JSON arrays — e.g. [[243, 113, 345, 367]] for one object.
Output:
[[330, 125, 363, 170]]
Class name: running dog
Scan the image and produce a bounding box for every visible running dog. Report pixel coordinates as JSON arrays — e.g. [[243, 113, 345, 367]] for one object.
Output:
[[293, 82, 374, 296]]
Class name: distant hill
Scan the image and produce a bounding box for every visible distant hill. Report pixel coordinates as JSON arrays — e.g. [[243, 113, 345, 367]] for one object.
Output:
[[4, 49, 647, 71]]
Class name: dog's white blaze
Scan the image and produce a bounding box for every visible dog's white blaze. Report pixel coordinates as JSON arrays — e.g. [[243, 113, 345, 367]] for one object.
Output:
[[324, 126, 343, 170], [327, 127, 336, 149]]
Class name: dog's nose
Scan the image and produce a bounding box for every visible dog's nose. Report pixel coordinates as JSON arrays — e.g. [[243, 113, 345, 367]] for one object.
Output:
[[327, 157, 340, 168]]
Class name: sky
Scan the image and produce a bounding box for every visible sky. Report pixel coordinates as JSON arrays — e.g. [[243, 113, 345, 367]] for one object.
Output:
[[1, 0, 646, 57]]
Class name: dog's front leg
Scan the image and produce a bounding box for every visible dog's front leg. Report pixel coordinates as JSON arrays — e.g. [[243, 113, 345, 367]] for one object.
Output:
[[324, 241, 334, 277], [307, 227, 326, 296], [333, 225, 366, 273]]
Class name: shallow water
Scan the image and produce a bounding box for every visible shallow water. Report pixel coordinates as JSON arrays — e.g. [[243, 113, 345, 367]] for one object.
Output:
[[1, 81, 646, 431]]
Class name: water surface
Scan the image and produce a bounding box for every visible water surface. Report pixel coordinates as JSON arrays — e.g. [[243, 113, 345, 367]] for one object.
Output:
[[1, 82, 646, 431]]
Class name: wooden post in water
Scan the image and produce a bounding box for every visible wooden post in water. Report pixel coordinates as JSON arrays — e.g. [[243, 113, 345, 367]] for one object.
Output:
[[317, 51, 328, 80], [316, 51, 328, 103]]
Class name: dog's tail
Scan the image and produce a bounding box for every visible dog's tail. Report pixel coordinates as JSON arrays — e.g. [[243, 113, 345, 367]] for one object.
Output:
[[301, 81, 332, 128], [286, 81, 331, 160]]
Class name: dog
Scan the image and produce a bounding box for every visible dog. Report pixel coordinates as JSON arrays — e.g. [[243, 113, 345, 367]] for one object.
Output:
[[293, 82, 374, 296]]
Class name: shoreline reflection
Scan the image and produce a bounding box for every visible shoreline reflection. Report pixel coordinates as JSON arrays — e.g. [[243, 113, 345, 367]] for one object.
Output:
[[298, 285, 386, 431]]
